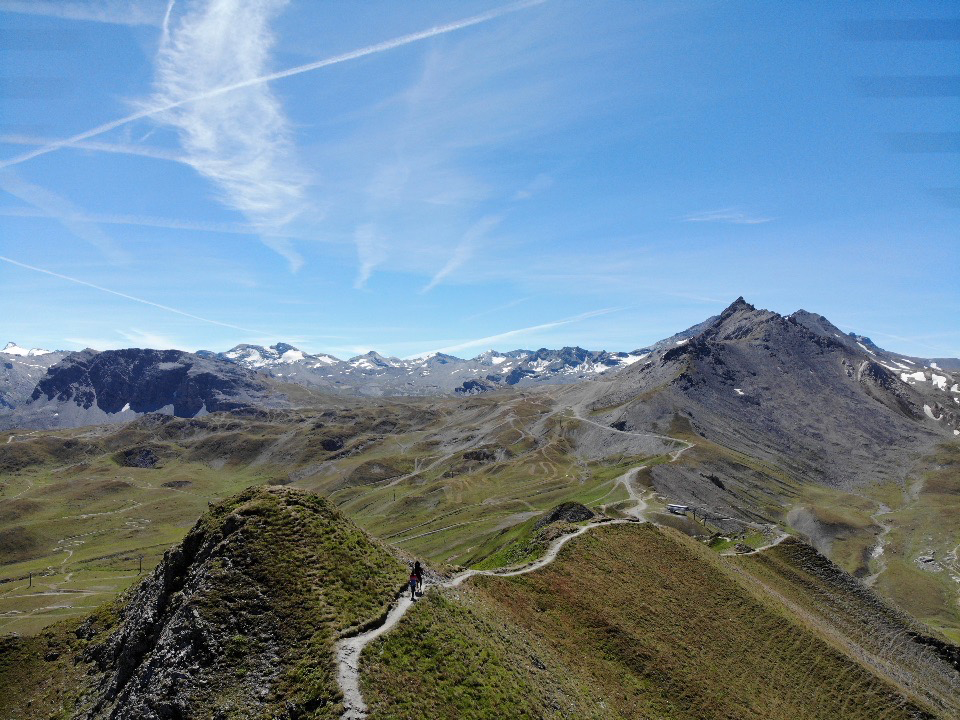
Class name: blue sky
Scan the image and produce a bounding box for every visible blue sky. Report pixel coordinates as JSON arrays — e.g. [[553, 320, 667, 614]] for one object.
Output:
[[1, 0, 957, 359]]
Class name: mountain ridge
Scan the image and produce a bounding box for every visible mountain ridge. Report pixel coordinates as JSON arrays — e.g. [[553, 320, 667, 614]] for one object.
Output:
[[2, 299, 958, 429]]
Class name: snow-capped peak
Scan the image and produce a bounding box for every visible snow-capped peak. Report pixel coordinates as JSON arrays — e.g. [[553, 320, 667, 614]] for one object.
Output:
[[474, 349, 509, 365], [2, 341, 53, 357], [348, 351, 399, 369]]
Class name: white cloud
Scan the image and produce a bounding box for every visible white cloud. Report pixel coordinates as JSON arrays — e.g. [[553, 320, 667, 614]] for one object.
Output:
[[353, 223, 387, 290], [64, 328, 188, 351], [146, 0, 309, 270], [426, 307, 623, 356], [0, 254, 262, 333], [420, 215, 501, 293], [464, 297, 530, 321], [683, 208, 773, 225], [118, 328, 185, 349], [0, 205, 345, 249], [0, 0, 547, 172], [0, 0, 167, 25], [0, 134, 186, 164]]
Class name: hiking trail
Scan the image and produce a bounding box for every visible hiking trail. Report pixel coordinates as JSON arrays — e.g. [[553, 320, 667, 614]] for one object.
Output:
[[336, 411, 693, 719]]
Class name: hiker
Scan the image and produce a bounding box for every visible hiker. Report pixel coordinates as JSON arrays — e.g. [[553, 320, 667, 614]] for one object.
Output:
[[413, 560, 424, 595], [408, 568, 418, 600]]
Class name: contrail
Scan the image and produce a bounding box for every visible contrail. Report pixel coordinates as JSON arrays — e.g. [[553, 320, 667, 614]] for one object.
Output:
[[0, 0, 546, 170], [410, 307, 624, 358], [0, 134, 186, 163], [160, 0, 175, 46], [0, 255, 261, 333]]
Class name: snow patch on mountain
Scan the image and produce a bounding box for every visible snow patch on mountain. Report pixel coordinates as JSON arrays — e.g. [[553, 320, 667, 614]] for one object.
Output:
[[2, 342, 53, 357]]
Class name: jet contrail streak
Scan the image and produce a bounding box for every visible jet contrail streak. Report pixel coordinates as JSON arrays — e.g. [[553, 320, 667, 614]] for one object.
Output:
[[0, 255, 261, 333], [425, 307, 624, 357], [0, 0, 546, 170]]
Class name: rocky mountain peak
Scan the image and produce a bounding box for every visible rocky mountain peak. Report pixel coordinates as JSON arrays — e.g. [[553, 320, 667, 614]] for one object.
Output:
[[703, 297, 782, 342], [727, 296, 755, 312], [788, 309, 844, 339], [349, 351, 399, 369]]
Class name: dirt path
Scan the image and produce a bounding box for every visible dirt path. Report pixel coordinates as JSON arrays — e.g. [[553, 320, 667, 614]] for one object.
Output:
[[60, 501, 143, 521], [720, 531, 790, 556], [337, 487, 652, 719], [336, 418, 691, 719], [8, 476, 34, 500], [568, 408, 693, 461]]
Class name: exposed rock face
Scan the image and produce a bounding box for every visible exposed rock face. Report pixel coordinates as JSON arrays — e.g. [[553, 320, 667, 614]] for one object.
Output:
[[0, 345, 70, 409], [0, 349, 283, 430], [32, 349, 265, 415], [455, 378, 498, 395], [535, 502, 595, 529], [112, 446, 162, 469]]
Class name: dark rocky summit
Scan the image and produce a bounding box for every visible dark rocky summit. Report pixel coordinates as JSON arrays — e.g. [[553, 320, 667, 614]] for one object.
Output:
[[588, 297, 959, 512], [31, 349, 265, 416], [0, 349, 285, 430]]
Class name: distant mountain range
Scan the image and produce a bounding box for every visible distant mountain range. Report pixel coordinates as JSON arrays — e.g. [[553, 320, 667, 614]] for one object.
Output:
[[205, 343, 653, 396], [2, 301, 957, 430]]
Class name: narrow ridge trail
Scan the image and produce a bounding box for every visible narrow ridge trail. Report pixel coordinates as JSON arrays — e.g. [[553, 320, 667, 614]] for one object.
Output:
[[336, 416, 693, 719]]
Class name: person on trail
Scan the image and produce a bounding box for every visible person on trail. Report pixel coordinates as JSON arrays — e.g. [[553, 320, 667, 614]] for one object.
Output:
[[413, 560, 424, 595], [408, 568, 418, 600]]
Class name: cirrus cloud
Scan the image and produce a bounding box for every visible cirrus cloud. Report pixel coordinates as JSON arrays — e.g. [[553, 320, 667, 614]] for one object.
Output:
[[683, 208, 773, 225]]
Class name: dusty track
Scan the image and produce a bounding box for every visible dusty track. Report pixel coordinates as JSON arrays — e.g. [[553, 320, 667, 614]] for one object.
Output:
[[720, 531, 790, 556]]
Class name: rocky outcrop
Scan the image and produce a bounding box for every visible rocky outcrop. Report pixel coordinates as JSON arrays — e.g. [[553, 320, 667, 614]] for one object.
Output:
[[32, 349, 266, 416], [0, 346, 71, 410], [112, 446, 163, 469], [74, 486, 404, 720], [535, 502, 595, 530]]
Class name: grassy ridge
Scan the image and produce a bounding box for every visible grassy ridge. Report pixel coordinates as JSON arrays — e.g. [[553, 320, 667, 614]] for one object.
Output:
[[363, 524, 939, 719], [362, 590, 609, 720], [3, 400, 958, 652], [737, 537, 960, 717], [0, 487, 407, 719]]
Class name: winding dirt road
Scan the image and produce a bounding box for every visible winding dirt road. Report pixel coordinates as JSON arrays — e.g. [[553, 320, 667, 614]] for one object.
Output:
[[336, 413, 693, 720], [336, 465, 657, 720]]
